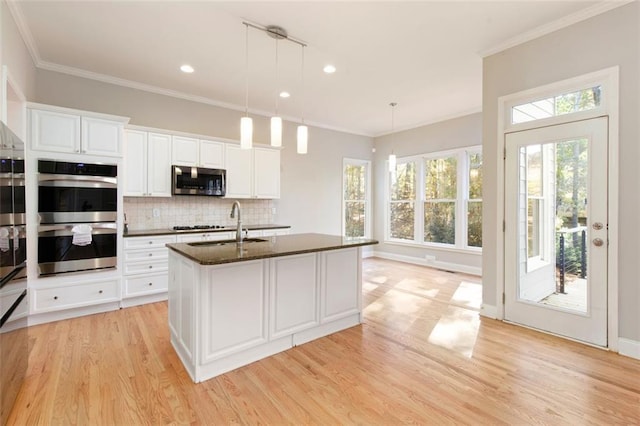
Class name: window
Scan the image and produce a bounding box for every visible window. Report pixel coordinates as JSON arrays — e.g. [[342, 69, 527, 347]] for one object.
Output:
[[511, 85, 601, 124], [387, 147, 482, 250], [343, 159, 371, 238], [389, 161, 416, 240], [424, 156, 457, 244], [467, 151, 483, 247]]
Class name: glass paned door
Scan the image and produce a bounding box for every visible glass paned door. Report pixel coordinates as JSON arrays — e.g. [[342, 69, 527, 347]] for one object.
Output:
[[504, 117, 608, 346]]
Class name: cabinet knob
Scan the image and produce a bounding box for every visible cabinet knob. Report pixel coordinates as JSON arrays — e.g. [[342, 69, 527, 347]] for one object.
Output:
[[148, 265, 153, 269], [53, 296, 58, 300], [148, 241, 153, 244], [99, 290, 103, 294], [148, 253, 153, 256], [148, 282, 153, 286]]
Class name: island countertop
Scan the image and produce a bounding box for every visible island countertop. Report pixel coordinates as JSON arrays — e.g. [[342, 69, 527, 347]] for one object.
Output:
[[166, 233, 378, 265]]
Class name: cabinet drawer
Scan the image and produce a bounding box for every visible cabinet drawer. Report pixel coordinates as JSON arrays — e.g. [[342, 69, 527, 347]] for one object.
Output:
[[124, 274, 168, 297], [34, 279, 119, 312], [124, 247, 168, 263], [124, 235, 175, 250], [124, 259, 168, 275]]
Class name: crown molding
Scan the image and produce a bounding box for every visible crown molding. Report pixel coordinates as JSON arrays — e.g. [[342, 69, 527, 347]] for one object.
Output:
[[479, 0, 634, 58], [6, 0, 42, 66], [373, 106, 483, 138]]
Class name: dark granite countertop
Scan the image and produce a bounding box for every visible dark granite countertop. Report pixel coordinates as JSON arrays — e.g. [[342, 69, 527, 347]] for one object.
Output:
[[123, 224, 291, 238], [166, 233, 378, 265]]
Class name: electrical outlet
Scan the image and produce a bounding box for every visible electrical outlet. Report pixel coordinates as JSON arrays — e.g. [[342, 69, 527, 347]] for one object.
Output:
[[152, 208, 160, 218]]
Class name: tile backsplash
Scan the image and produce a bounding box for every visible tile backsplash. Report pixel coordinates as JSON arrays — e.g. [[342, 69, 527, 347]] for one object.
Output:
[[124, 197, 275, 230]]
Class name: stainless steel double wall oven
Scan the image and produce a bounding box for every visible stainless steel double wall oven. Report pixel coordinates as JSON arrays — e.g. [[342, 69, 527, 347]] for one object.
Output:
[[37, 160, 118, 276], [0, 122, 28, 425]]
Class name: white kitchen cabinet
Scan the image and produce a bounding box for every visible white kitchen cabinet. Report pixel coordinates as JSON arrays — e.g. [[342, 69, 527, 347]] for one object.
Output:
[[225, 144, 253, 198], [320, 248, 361, 323], [32, 278, 120, 313], [225, 144, 280, 199], [254, 147, 280, 198], [29, 106, 126, 157], [171, 135, 199, 167], [175, 232, 233, 243], [172, 136, 225, 169], [123, 130, 172, 197], [262, 228, 290, 237], [269, 253, 319, 339], [122, 234, 176, 306], [199, 140, 225, 169]]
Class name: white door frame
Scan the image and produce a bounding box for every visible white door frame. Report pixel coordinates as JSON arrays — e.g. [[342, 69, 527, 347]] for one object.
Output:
[[496, 66, 619, 351]]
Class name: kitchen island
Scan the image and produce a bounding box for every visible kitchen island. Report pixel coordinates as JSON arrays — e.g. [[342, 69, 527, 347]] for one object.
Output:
[[166, 233, 377, 383]]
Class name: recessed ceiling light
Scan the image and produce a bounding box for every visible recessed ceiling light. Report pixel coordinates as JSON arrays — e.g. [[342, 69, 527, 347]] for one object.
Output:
[[323, 64, 336, 74], [279, 91, 291, 98], [180, 64, 194, 73]]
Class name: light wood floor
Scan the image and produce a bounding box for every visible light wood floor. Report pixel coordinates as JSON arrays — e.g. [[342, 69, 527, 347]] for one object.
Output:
[[9, 258, 640, 425]]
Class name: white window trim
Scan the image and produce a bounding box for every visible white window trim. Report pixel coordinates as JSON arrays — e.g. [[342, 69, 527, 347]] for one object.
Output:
[[495, 66, 619, 351], [342, 158, 372, 239], [385, 146, 482, 253]]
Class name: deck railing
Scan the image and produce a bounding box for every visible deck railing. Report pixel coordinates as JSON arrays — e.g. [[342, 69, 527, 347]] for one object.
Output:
[[556, 226, 587, 294]]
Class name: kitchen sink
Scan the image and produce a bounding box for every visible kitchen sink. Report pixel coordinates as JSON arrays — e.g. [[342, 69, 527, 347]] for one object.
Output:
[[187, 238, 267, 247]]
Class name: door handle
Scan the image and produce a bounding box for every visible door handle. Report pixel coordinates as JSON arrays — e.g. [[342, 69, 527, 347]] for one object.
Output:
[[592, 238, 604, 247], [592, 222, 604, 230]]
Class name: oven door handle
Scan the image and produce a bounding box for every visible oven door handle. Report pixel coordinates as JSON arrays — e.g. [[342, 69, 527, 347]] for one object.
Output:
[[38, 223, 117, 236], [38, 174, 117, 187]]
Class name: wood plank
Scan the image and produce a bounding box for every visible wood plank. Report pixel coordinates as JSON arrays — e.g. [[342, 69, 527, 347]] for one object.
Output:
[[7, 258, 640, 424]]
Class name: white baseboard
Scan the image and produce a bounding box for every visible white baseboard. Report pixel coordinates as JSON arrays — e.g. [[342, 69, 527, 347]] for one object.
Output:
[[371, 250, 482, 276], [28, 302, 121, 326], [618, 338, 640, 360], [480, 304, 498, 319]]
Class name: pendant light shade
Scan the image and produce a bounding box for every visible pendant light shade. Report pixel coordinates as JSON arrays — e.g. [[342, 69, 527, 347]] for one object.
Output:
[[388, 153, 396, 172], [241, 116, 253, 149], [270, 116, 282, 147], [388, 102, 398, 173], [297, 125, 308, 154], [240, 23, 253, 149]]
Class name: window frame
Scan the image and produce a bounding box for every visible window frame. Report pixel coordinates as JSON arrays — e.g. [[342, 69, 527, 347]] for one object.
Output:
[[385, 146, 482, 253], [342, 158, 372, 239]]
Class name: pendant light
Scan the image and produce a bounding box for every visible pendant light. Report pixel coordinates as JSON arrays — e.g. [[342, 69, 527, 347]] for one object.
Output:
[[240, 23, 253, 149], [297, 44, 308, 154], [388, 102, 397, 172], [270, 28, 283, 147]]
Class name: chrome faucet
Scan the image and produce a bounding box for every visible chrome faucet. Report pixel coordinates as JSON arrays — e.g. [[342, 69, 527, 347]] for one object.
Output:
[[230, 201, 243, 244]]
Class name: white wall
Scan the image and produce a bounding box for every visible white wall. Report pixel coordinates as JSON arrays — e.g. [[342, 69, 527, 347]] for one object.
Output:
[[372, 112, 483, 273], [482, 3, 640, 343], [1, 1, 36, 101], [34, 69, 373, 235]]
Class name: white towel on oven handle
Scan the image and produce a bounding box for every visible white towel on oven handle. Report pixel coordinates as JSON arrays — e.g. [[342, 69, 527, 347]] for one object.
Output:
[[71, 224, 93, 246]]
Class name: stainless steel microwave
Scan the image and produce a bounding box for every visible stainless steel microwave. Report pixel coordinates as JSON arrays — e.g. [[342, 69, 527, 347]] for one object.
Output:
[[172, 166, 226, 196]]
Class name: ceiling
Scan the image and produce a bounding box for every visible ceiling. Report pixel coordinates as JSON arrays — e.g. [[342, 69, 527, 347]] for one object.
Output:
[[9, 1, 619, 137]]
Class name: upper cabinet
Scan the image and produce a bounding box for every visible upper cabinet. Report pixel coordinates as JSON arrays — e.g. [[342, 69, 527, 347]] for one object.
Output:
[[225, 145, 280, 199], [124, 129, 172, 197], [29, 104, 129, 157], [172, 136, 224, 169]]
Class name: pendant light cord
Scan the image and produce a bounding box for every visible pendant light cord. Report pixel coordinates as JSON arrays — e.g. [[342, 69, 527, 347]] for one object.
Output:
[[300, 44, 305, 124], [275, 38, 279, 115], [245, 24, 250, 117]]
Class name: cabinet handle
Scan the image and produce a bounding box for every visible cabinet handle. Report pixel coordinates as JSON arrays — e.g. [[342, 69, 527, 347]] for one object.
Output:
[[53, 296, 58, 300]]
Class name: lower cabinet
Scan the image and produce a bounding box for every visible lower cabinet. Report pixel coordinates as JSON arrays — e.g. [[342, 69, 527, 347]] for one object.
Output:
[[122, 234, 176, 306], [168, 247, 362, 382], [32, 278, 119, 313]]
